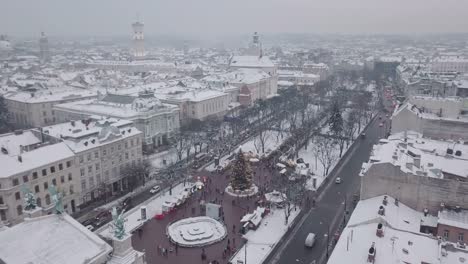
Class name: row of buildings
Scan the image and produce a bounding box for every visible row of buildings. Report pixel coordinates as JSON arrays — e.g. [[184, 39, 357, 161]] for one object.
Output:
[[328, 92, 468, 262], [0, 117, 143, 226]]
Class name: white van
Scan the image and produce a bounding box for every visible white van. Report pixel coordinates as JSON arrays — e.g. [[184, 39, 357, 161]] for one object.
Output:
[[305, 233, 316, 248]]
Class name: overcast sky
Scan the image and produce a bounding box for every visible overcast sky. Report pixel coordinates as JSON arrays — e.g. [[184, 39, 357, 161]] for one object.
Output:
[[1, 0, 468, 37]]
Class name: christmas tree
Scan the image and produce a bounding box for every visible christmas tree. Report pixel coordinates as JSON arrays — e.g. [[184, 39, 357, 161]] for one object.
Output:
[[230, 150, 253, 190]]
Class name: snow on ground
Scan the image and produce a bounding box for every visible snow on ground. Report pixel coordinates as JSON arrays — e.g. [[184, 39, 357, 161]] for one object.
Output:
[[206, 130, 290, 172], [97, 182, 191, 239], [148, 146, 196, 169], [298, 140, 340, 190], [229, 208, 300, 264]]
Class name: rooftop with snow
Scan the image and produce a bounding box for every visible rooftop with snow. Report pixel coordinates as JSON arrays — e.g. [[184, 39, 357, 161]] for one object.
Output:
[[327, 195, 468, 264], [364, 131, 468, 179]]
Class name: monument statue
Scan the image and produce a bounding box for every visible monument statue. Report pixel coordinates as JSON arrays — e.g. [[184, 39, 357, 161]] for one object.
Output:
[[21, 186, 37, 211], [112, 207, 126, 239], [48, 185, 64, 214]]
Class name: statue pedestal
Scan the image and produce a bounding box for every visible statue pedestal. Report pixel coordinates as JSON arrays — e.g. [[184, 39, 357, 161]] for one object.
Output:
[[109, 234, 146, 264], [24, 207, 43, 219]]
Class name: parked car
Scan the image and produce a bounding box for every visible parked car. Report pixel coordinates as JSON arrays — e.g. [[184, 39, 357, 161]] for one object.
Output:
[[305, 233, 316, 247], [81, 218, 95, 227], [86, 225, 95, 231], [360, 133, 366, 139], [121, 197, 133, 211], [335, 177, 342, 184], [150, 185, 161, 194]]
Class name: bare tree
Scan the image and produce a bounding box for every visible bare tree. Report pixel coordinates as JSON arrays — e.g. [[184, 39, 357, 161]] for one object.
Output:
[[313, 137, 339, 177], [254, 125, 271, 155], [173, 132, 191, 161], [344, 110, 359, 147], [121, 160, 152, 192]]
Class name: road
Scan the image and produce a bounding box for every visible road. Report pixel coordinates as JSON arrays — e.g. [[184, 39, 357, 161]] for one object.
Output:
[[271, 113, 386, 264]]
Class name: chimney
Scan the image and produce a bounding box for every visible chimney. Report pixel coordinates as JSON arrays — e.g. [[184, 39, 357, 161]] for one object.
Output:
[[382, 196, 388, 206], [376, 223, 384, 237], [18, 155, 23, 163], [378, 205, 385, 216], [394, 198, 399, 206], [423, 208, 428, 217], [71, 120, 75, 127], [367, 242, 376, 263], [413, 156, 421, 168]]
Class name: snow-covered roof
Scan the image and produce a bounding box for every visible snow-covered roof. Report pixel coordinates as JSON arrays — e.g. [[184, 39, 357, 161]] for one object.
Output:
[[230, 55, 275, 68], [328, 195, 467, 264], [367, 131, 468, 179], [54, 94, 179, 120], [2, 87, 98, 104], [42, 118, 141, 153], [0, 132, 75, 178], [438, 209, 468, 230], [0, 214, 112, 264], [202, 68, 271, 85]]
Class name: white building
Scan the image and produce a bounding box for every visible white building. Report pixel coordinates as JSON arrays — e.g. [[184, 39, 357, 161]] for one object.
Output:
[[53, 92, 180, 151], [42, 118, 143, 205], [202, 68, 277, 105], [244, 32, 262, 57], [302, 62, 330, 80], [360, 131, 468, 213], [2, 87, 98, 128], [277, 70, 320, 86], [431, 57, 468, 73], [0, 130, 79, 226], [39, 31, 50, 63], [132, 21, 146, 59], [391, 97, 468, 140], [156, 88, 230, 123], [327, 195, 466, 264]]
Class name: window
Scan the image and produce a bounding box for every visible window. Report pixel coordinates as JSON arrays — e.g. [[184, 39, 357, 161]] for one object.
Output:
[[118, 144, 121, 150], [88, 166, 92, 174], [81, 180, 86, 191], [45, 194, 51, 205], [103, 149, 107, 156], [44, 182, 48, 190], [17, 205, 23, 216], [36, 198, 42, 207], [125, 152, 129, 160], [22, 175, 29, 183], [131, 139, 134, 147], [15, 192, 21, 200], [52, 178, 57, 186], [0, 196, 3, 204], [94, 151, 99, 158], [459, 233, 464, 242], [35, 185, 40, 193], [0, 210, 6, 221], [87, 153, 91, 161], [42, 169, 47, 176], [66, 161, 72, 168], [95, 163, 100, 170], [43, 111, 47, 116], [104, 170, 109, 181], [96, 174, 101, 184], [111, 146, 114, 153], [79, 155, 84, 164], [68, 173, 72, 181], [443, 230, 450, 240], [119, 155, 122, 162], [58, 163, 63, 170], [32, 172, 38, 179], [69, 185, 74, 194], [50, 166, 55, 173], [12, 178, 19, 186], [125, 142, 128, 148], [137, 138, 140, 145], [89, 177, 95, 188], [80, 168, 85, 177], [61, 175, 65, 183]]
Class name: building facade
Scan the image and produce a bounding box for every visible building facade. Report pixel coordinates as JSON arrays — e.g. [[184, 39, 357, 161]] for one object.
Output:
[[42, 118, 143, 206], [0, 130, 80, 226]]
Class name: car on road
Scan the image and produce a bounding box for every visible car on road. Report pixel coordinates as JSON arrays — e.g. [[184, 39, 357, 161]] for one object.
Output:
[[305, 233, 316, 247], [150, 185, 161, 194], [360, 133, 366, 139], [335, 177, 342, 184], [379, 122, 384, 127]]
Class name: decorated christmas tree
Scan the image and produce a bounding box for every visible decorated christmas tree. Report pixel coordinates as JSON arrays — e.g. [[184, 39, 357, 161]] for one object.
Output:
[[230, 149, 253, 190]]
